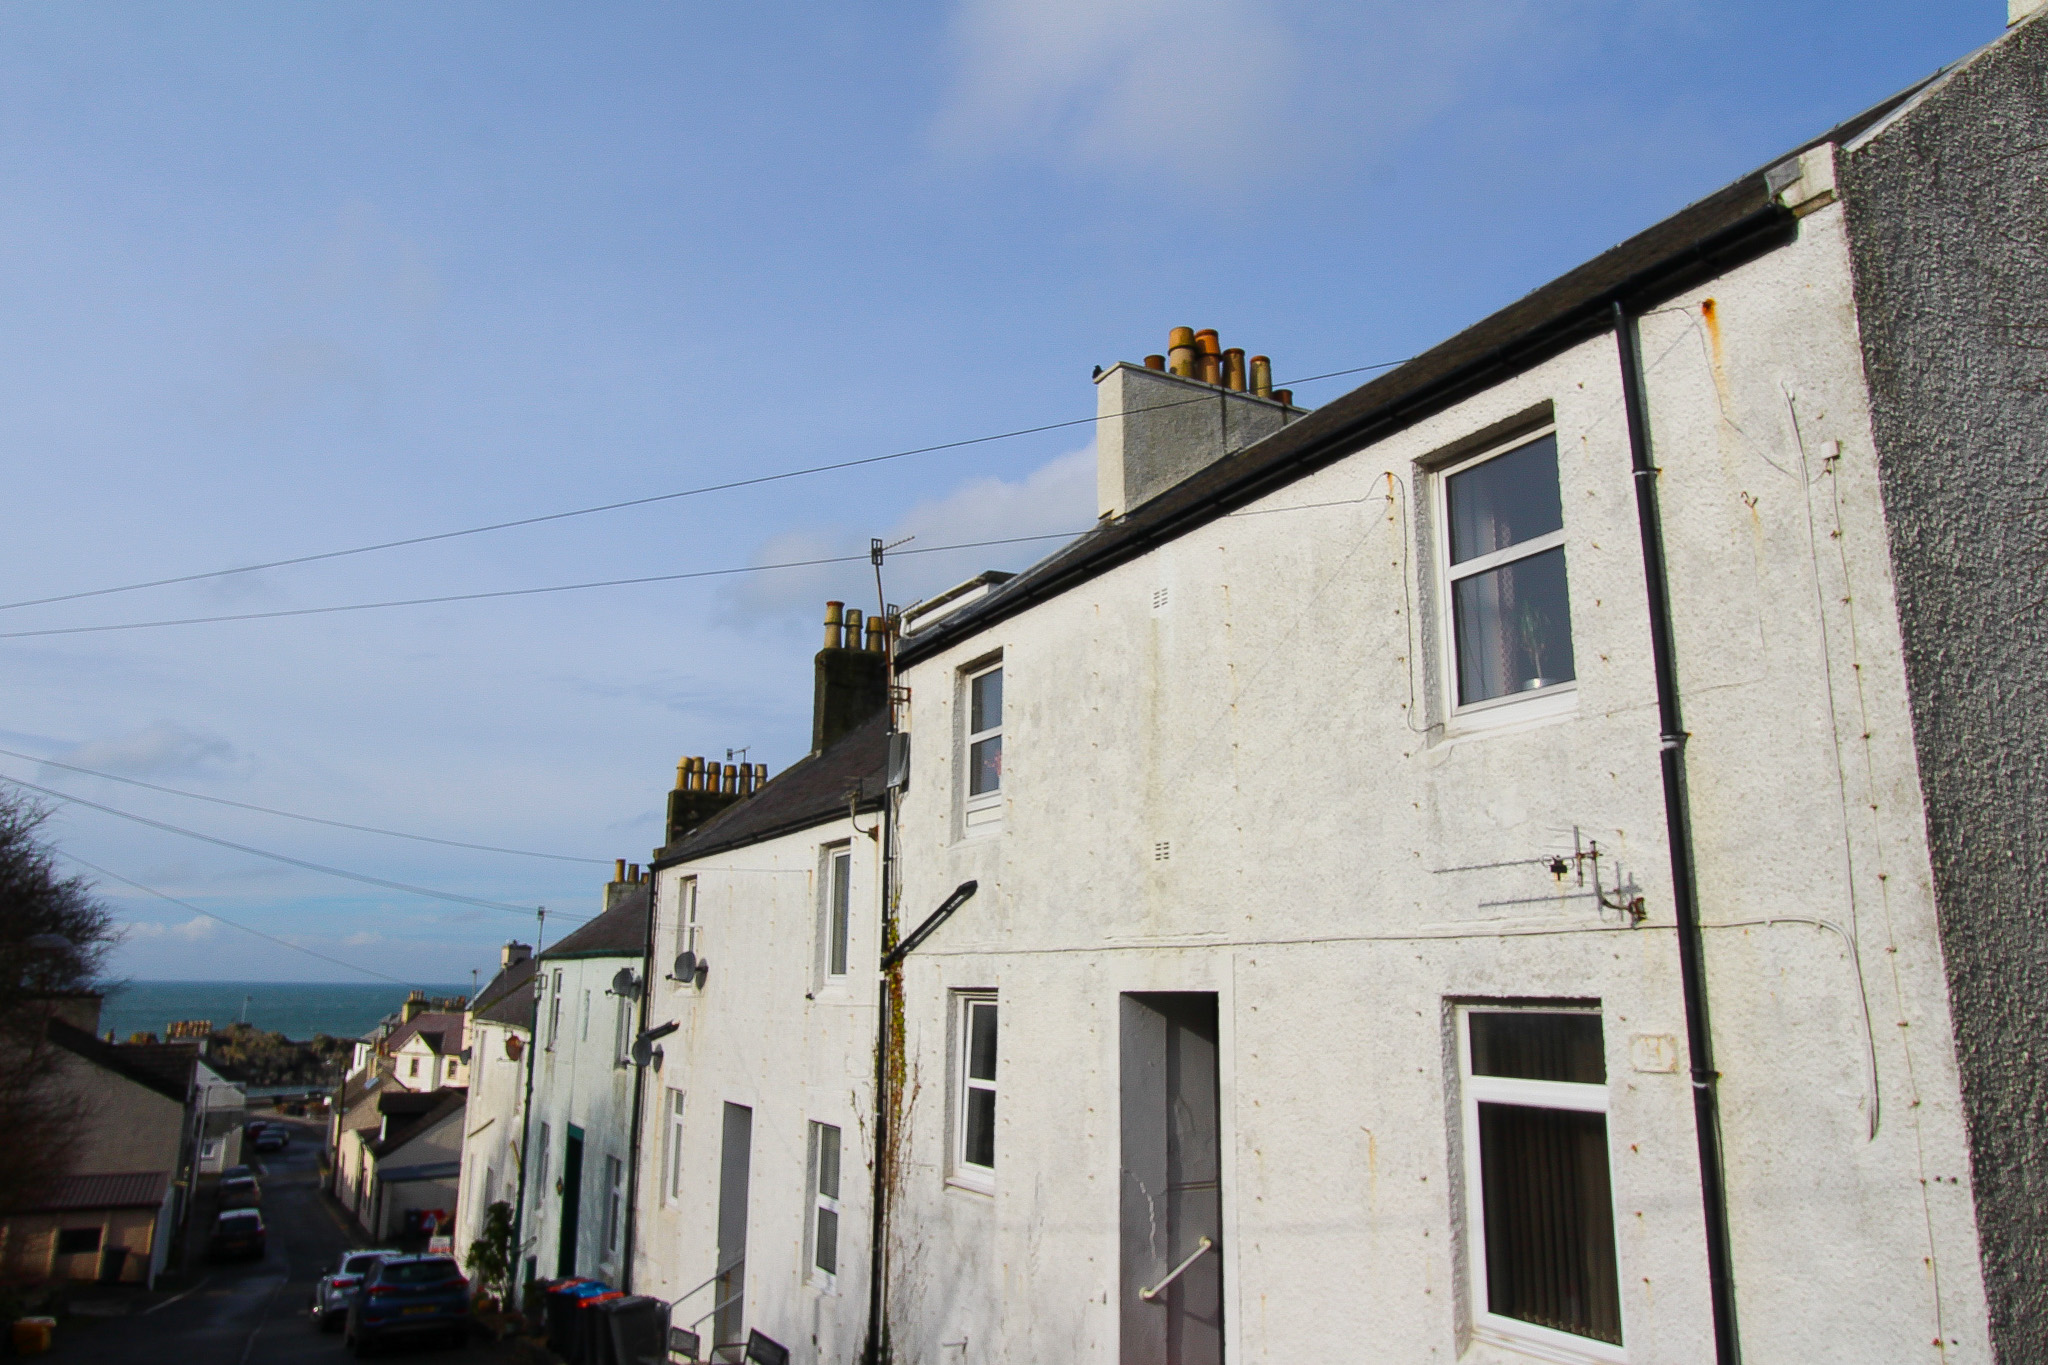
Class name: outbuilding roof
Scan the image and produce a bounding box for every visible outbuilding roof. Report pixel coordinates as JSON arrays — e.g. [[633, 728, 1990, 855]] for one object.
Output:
[[894, 73, 1944, 671], [14, 1171, 171, 1213], [653, 710, 888, 868]]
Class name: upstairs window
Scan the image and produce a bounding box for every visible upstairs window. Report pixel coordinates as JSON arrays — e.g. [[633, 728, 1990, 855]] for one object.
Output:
[[677, 877, 700, 964], [823, 845, 853, 981], [1441, 431, 1576, 709], [953, 993, 998, 1188], [963, 662, 1003, 829], [1459, 1005, 1623, 1359], [663, 1089, 686, 1205], [548, 970, 563, 1048]]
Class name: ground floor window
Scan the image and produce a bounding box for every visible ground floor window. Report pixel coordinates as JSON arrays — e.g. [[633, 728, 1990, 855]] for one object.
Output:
[[1459, 1005, 1623, 1357], [603, 1154, 624, 1255], [808, 1121, 842, 1284]]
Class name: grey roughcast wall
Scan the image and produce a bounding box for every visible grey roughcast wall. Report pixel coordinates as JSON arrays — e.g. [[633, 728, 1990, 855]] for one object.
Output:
[[1843, 18, 2048, 1359]]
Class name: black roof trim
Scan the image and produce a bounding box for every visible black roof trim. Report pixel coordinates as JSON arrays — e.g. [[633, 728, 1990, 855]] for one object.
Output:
[[896, 74, 1939, 671]]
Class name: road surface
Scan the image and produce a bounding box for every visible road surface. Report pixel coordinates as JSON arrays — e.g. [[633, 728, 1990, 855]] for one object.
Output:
[[49, 1114, 509, 1364]]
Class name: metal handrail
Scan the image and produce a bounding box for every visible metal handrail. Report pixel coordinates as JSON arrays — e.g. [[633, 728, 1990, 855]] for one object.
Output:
[[688, 1288, 743, 1333], [671, 1256, 743, 1306], [1137, 1237, 1213, 1303]]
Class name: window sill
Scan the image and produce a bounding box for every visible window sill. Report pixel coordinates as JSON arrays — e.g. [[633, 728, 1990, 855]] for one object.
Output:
[[944, 1173, 995, 1201], [1442, 681, 1579, 742], [1470, 1317, 1624, 1365]]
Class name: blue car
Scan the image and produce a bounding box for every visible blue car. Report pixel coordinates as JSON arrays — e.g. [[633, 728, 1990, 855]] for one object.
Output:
[[344, 1253, 471, 1356]]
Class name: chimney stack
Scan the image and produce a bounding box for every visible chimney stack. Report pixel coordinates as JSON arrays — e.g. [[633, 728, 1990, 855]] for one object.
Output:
[[1095, 327, 1307, 520], [811, 598, 889, 754], [402, 989, 429, 1024], [501, 941, 532, 969]]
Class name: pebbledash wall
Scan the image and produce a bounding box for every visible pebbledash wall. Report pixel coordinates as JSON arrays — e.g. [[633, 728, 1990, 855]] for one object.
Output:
[[881, 73, 2011, 1365], [1840, 17, 2048, 1359], [454, 947, 535, 1267]]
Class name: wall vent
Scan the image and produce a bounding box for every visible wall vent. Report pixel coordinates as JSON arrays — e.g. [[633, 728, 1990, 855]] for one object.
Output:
[[1153, 841, 1172, 862], [1152, 587, 1170, 611]]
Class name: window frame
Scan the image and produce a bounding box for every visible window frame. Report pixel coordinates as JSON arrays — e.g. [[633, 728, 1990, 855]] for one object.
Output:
[[1433, 426, 1578, 727], [662, 1088, 686, 1206], [677, 877, 700, 968], [547, 970, 563, 1049], [580, 988, 591, 1042], [807, 1120, 843, 1289], [961, 659, 1004, 830], [950, 992, 998, 1192], [1456, 1003, 1625, 1365], [602, 1153, 624, 1257], [613, 991, 633, 1069], [820, 843, 853, 985]]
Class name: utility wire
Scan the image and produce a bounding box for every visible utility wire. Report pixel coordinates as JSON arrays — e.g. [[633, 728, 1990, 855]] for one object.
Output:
[[60, 849, 416, 988], [0, 531, 1092, 640], [0, 360, 1407, 616], [0, 743, 608, 864], [0, 770, 585, 922]]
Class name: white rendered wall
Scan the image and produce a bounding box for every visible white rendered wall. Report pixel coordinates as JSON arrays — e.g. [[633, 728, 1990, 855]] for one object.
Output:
[[526, 949, 642, 1285], [455, 1014, 530, 1267], [888, 197, 1990, 1365], [632, 812, 880, 1363]]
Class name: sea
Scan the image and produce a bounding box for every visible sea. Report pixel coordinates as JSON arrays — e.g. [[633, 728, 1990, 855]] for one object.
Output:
[[96, 980, 472, 1044]]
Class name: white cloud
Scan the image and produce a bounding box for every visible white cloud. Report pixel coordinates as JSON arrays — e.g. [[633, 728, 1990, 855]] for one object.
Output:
[[53, 721, 237, 779], [931, 0, 1295, 185], [122, 915, 217, 943], [727, 443, 1096, 620]]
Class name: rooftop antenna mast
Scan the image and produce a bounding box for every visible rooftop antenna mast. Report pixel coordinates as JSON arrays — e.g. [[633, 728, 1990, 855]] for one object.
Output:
[[871, 535, 912, 620]]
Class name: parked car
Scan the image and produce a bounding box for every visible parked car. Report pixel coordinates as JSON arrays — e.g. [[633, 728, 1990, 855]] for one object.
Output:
[[344, 1254, 470, 1356], [209, 1209, 265, 1261], [312, 1249, 399, 1332], [217, 1174, 261, 1208], [220, 1164, 253, 1182], [252, 1125, 290, 1153]]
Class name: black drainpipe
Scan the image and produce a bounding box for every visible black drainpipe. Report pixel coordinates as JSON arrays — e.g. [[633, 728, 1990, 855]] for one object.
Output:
[[1613, 300, 1740, 1364], [622, 879, 657, 1292], [863, 878, 979, 1365]]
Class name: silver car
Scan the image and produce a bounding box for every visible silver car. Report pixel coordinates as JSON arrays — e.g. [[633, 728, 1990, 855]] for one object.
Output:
[[312, 1249, 399, 1331]]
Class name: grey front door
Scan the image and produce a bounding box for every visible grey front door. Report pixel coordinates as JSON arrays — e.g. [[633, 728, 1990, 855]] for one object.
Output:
[[715, 1103, 753, 1355], [1120, 993, 1223, 1365]]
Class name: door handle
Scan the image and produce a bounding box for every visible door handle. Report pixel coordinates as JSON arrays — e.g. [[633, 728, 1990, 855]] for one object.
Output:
[[1138, 1237, 1214, 1302]]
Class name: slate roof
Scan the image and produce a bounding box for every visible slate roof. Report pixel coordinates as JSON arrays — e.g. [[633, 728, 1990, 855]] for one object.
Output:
[[653, 710, 888, 867], [45, 1020, 193, 1105], [471, 955, 537, 1032], [539, 880, 651, 961], [895, 74, 1945, 671], [372, 1089, 466, 1159], [385, 1012, 466, 1057], [14, 1171, 171, 1213]]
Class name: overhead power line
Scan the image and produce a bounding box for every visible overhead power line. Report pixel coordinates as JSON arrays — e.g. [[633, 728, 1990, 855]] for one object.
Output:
[[0, 743, 608, 864], [62, 849, 416, 988], [0, 530, 1092, 640], [0, 770, 585, 922], [0, 359, 1407, 616]]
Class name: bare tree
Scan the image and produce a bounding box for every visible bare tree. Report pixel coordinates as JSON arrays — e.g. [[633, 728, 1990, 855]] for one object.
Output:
[[0, 791, 117, 1212]]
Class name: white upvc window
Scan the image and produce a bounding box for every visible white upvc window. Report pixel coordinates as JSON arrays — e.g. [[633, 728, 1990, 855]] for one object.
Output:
[[677, 877, 700, 964], [952, 992, 998, 1190], [613, 992, 633, 1068], [1437, 429, 1577, 720], [534, 1123, 551, 1218], [662, 1088, 686, 1205], [548, 970, 563, 1049], [807, 1121, 843, 1287], [602, 1154, 624, 1256], [820, 844, 853, 983], [1458, 1004, 1624, 1363], [962, 661, 1003, 830], [580, 989, 592, 1042]]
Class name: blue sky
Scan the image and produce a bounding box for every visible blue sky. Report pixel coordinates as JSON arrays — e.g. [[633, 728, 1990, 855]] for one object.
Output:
[[0, 2, 1996, 986]]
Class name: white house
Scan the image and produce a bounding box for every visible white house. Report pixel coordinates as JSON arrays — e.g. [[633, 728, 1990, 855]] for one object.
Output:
[[388, 1008, 468, 1093], [876, 20, 2048, 1365], [630, 612, 890, 1363], [359, 1091, 467, 1243], [519, 872, 651, 1289], [454, 942, 536, 1267]]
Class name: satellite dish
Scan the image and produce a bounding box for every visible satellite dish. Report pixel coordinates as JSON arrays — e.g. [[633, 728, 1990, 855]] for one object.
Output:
[[630, 1037, 654, 1068], [672, 951, 697, 982], [611, 967, 639, 998]]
